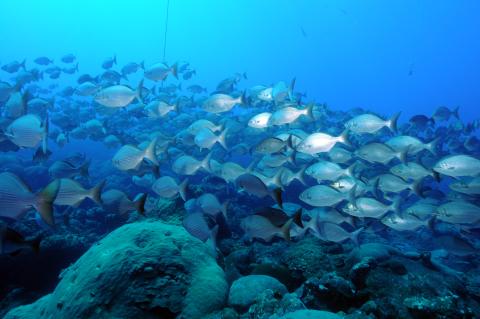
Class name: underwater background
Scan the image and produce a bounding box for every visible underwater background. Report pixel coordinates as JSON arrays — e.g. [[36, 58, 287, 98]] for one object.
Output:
[[1, 1, 480, 318]]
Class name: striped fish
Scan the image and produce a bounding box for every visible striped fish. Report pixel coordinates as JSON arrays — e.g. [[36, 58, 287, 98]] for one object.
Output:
[[0, 172, 59, 225], [53, 178, 105, 206], [112, 139, 158, 171], [5, 114, 48, 152]]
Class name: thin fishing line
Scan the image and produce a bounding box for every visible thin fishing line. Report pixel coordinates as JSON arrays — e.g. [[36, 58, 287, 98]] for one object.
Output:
[[163, 0, 170, 62]]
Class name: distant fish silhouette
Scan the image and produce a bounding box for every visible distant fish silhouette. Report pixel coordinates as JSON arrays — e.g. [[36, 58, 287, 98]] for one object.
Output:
[[300, 26, 307, 38], [408, 63, 415, 76]]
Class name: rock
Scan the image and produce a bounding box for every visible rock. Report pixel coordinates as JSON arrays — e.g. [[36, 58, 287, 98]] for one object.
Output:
[[349, 258, 375, 289], [247, 290, 305, 319], [251, 262, 304, 291], [4, 221, 228, 319], [300, 273, 366, 312], [228, 275, 288, 311], [281, 238, 335, 278], [224, 248, 252, 284], [404, 295, 474, 319], [346, 243, 395, 266], [275, 309, 344, 319], [359, 300, 378, 315], [382, 259, 407, 275]]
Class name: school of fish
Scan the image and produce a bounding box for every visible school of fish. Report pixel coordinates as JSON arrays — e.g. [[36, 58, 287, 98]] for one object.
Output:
[[1, 54, 480, 256]]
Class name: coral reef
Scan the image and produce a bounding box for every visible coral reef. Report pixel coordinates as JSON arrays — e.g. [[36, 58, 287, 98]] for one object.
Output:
[[4, 221, 228, 319]]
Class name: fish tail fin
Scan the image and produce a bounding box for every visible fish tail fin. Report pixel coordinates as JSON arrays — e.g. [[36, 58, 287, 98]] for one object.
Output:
[[240, 90, 247, 105], [201, 152, 212, 172], [453, 106, 460, 119], [220, 199, 229, 219], [20, 59, 26, 70], [388, 112, 401, 133], [291, 148, 299, 165], [294, 165, 307, 186], [281, 218, 293, 241], [304, 210, 320, 234], [305, 103, 315, 120], [293, 208, 304, 228], [348, 185, 358, 204], [345, 215, 356, 228], [271, 187, 283, 209], [171, 62, 178, 79], [151, 164, 161, 178], [144, 138, 159, 166], [338, 129, 350, 147], [288, 77, 296, 100], [272, 168, 285, 189], [36, 180, 60, 226], [75, 63, 79, 72], [285, 149, 295, 164], [398, 146, 409, 163], [178, 178, 189, 201], [113, 54, 117, 65], [390, 196, 402, 214], [218, 128, 229, 150], [174, 101, 180, 113], [80, 160, 90, 178], [139, 61, 145, 70], [134, 193, 147, 215], [410, 179, 423, 197], [90, 180, 106, 205], [350, 227, 364, 246], [345, 162, 356, 178], [426, 137, 440, 156], [432, 170, 441, 183], [136, 79, 144, 103]]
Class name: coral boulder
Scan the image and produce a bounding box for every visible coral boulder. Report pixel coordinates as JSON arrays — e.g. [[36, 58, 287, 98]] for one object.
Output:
[[4, 221, 228, 319]]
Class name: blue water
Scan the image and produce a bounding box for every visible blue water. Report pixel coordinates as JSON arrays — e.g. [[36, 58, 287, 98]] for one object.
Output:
[[1, 0, 479, 120]]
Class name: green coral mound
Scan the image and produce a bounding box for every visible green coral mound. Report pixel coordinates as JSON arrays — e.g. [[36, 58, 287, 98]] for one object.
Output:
[[4, 221, 228, 319]]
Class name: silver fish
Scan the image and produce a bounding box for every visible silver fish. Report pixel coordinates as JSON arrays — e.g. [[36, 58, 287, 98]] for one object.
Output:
[[433, 155, 480, 178], [101, 190, 146, 215], [112, 139, 158, 171], [436, 201, 480, 225], [202, 93, 244, 113], [345, 113, 399, 134], [299, 185, 352, 207], [296, 131, 349, 155], [53, 179, 105, 207], [94, 81, 143, 108], [0, 172, 59, 225], [152, 176, 188, 200], [172, 152, 211, 175], [5, 114, 48, 152]]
